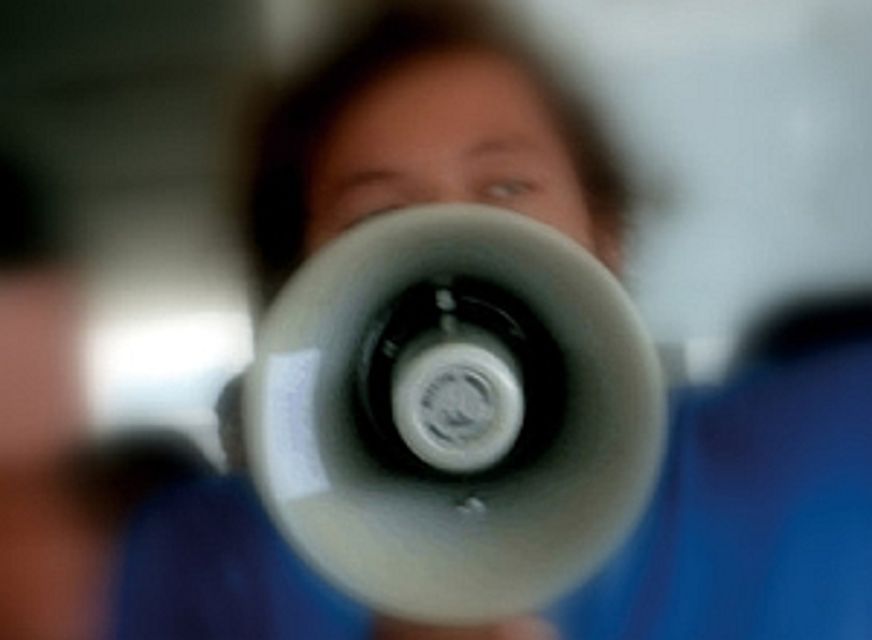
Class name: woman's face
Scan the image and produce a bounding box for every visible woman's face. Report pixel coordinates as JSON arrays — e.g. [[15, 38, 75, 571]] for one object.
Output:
[[305, 48, 615, 266]]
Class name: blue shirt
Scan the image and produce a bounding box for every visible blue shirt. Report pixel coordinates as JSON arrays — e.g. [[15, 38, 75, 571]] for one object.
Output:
[[111, 338, 872, 639]]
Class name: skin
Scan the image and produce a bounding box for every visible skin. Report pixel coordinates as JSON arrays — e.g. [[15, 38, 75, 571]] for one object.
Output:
[[0, 268, 110, 640], [302, 47, 614, 639], [306, 48, 617, 267], [0, 269, 85, 466]]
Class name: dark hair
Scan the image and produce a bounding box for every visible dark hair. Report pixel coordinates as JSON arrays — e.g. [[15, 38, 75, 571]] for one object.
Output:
[[243, 1, 629, 311], [740, 293, 872, 365]]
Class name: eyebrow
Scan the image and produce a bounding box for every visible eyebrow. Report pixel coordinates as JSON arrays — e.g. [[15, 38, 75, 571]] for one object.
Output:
[[464, 136, 539, 158]]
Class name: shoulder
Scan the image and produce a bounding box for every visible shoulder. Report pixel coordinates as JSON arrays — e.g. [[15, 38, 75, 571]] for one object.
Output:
[[682, 339, 872, 449], [129, 473, 265, 537]]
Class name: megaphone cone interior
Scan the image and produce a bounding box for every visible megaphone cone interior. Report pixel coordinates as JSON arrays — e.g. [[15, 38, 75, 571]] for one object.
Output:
[[246, 203, 666, 624]]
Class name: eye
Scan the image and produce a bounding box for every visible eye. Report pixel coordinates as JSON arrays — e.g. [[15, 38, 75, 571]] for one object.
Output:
[[481, 178, 535, 201]]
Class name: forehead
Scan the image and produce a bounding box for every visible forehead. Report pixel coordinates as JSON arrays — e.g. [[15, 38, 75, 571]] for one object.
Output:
[[311, 48, 566, 174]]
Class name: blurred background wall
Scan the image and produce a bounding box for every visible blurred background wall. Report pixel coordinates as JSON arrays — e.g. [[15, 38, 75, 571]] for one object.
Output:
[[2, 0, 870, 464]]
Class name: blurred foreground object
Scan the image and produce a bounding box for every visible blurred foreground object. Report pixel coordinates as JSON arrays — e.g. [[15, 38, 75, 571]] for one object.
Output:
[[0, 151, 106, 639], [0, 149, 217, 639], [0, 269, 84, 466], [0, 151, 83, 466]]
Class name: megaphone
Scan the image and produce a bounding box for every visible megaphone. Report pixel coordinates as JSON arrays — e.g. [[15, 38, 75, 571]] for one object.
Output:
[[245, 203, 666, 624]]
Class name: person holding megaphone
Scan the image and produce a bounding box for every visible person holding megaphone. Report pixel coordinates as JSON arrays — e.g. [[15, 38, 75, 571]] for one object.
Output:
[[110, 2, 872, 640]]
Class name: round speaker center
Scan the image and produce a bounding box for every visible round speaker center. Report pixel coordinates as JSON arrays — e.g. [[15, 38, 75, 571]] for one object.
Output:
[[392, 342, 525, 474], [421, 365, 497, 444]]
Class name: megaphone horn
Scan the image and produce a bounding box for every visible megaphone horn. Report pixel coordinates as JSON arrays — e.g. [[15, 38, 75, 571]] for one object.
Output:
[[246, 203, 666, 624]]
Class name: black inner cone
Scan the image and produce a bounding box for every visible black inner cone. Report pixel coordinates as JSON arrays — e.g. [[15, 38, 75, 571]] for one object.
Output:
[[353, 276, 568, 482]]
